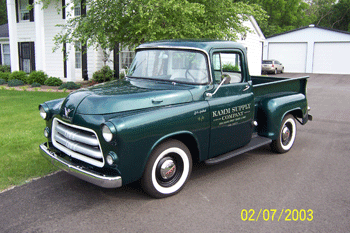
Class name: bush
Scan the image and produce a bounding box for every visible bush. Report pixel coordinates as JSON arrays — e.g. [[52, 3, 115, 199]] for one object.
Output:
[[44, 77, 63, 86], [9, 71, 28, 84], [8, 79, 25, 87], [31, 82, 41, 87], [92, 66, 115, 83], [222, 63, 240, 72], [0, 72, 10, 82], [0, 78, 6, 85], [59, 82, 81, 90], [0, 65, 11, 73], [27, 71, 48, 85]]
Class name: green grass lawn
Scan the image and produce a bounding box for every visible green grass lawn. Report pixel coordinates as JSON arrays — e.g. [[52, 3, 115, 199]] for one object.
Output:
[[0, 90, 69, 191]]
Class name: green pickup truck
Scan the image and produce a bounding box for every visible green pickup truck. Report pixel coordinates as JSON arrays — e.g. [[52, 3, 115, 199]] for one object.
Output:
[[39, 40, 312, 198]]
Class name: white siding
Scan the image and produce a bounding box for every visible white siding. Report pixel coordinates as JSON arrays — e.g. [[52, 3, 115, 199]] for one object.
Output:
[[43, 4, 66, 79], [237, 16, 265, 76]]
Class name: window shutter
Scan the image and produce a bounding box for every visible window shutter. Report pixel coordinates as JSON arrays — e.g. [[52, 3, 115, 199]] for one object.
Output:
[[30, 42, 36, 71], [82, 44, 88, 80], [81, 0, 86, 15], [0, 45, 2, 65], [114, 45, 120, 79], [15, 0, 19, 23], [63, 43, 67, 78], [62, 0, 66, 19], [29, 0, 34, 22], [18, 42, 22, 70]]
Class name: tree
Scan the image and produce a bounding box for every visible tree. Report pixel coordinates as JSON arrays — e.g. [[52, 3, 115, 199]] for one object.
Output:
[[41, 0, 266, 52], [310, 0, 350, 31], [0, 0, 7, 25], [237, 0, 314, 37]]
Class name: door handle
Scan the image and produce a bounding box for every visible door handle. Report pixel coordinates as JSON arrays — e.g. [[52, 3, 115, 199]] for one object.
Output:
[[243, 85, 250, 91]]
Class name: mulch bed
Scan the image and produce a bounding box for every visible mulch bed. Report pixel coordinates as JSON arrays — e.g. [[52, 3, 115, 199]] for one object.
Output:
[[0, 81, 91, 93]]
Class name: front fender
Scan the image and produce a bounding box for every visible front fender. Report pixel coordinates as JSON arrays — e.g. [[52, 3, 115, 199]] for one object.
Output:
[[107, 102, 210, 184], [257, 93, 307, 140]]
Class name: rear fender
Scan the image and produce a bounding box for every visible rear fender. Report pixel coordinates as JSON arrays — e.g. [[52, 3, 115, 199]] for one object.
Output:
[[257, 93, 307, 140]]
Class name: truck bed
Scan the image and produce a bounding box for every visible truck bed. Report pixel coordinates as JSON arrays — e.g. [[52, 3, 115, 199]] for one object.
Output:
[[251, 75, 309, 102]]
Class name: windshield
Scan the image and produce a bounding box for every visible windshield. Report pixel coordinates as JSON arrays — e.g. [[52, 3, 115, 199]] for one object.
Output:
[[128, 49, 209, 84]]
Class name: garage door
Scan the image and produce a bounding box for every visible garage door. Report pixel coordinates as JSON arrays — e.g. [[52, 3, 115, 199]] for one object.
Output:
[[313, 42, 350, 74], [268, 43, 307, 73]]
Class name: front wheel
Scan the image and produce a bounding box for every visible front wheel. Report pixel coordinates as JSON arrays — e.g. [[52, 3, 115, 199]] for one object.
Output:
[[271, 114, 297, 153], [141, 139, 192, 198]]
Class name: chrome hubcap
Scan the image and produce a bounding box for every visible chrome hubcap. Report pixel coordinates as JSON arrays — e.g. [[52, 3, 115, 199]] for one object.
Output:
[[160, 159, 177, 180], [282, 126, 291, 143]]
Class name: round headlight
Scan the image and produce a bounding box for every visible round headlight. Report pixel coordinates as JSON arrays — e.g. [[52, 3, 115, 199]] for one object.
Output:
[[102, 125, 113, 142], [39, 106, 47, 120]]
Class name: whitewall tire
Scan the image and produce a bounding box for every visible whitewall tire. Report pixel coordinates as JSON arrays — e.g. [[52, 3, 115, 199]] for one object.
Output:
[[142, 139, 192, 198], [271, 114, 297, 153]]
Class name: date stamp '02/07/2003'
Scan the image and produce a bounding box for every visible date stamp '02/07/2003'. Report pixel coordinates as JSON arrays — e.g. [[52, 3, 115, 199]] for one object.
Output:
[[241, 209, 314, 222]]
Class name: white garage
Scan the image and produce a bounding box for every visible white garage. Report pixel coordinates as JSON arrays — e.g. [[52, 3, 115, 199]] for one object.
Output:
[[263, 25, 350, 74]]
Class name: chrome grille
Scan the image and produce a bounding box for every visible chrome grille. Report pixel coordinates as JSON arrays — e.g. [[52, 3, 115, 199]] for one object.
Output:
[[52, 118, 104, 167]]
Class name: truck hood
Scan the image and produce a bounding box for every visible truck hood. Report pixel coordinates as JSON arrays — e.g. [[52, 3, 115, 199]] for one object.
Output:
[[60, 79, 194, 115]]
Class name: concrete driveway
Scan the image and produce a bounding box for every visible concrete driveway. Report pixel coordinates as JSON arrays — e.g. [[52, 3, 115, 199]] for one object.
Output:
[[0, 73, 349, 232]]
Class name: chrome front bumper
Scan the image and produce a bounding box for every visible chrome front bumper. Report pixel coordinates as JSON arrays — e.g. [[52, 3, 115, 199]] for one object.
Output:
[[39, 143, 122, 188]]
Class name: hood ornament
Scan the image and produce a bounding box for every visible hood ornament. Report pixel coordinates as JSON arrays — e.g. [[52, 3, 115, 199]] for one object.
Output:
[[64, 107, 72, 119]]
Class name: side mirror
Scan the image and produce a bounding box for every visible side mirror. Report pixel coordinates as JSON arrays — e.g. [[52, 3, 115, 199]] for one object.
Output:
[[221, 73, 231, 84], [206, 77, 227, 97]]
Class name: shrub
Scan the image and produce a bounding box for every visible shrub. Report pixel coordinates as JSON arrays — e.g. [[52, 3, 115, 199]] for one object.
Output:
[[92, 66, 115, 83], [9, 71, 28, 84], [31, 82, 41, 87], [119, 71, 126, 79], [44, 77, 63, 86], [8, 79, 25, 87], [59, 82, 81, 90], [0, 78, 6, 85], [27, 71, 48, 85], [222, 63, 240, 72], [0, 72, 10, 81], [0, 65, 11, 73]]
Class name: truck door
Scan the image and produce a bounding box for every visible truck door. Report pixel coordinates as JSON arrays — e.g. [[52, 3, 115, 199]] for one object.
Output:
[[207, 51, 254, 158]]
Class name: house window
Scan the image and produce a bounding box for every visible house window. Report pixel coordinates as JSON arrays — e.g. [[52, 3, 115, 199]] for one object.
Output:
[[75, 42, 82, 69], [74, 4, 81, 16], [2, 44, 10, 66], [16, 0, 34, 22], [19, 0, 30, 20], [18, 42, 35, 73], [120, 48, 135, 70]]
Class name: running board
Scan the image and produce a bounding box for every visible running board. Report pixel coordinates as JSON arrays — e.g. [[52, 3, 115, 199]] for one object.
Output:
[[204, 136, 272, 165]]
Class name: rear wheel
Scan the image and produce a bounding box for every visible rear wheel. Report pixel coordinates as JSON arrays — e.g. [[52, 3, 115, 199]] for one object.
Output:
[[271, 114, 297, 153], [141, 139, 192, 198]]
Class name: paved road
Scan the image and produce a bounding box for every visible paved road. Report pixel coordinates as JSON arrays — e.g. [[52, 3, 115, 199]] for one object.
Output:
[[1, 74, 349, 232]]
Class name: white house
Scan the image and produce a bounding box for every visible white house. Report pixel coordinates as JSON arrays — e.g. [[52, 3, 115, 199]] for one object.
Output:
[[263, 25, 350, 74], [6, 0, 134, 81], [0, 23, 10, 66], [6, 0, 265, 81], [237, 16, 265, 76]]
